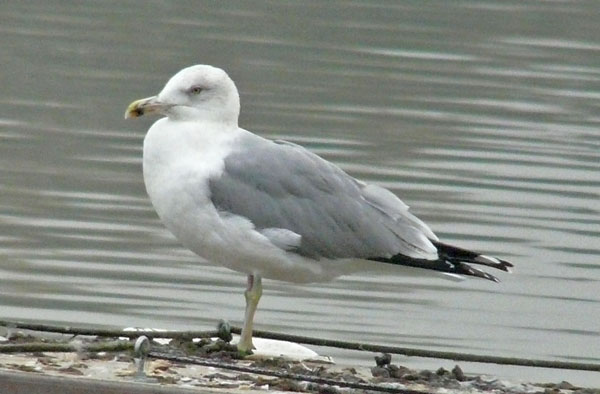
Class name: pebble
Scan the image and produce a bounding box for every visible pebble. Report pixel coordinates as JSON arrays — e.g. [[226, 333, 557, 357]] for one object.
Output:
[[374, 353, 392, 367], [370, 366, 390, 378], [452, 365, 466, 381]]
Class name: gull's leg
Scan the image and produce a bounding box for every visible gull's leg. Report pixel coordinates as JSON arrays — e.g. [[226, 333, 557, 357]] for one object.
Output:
[[237, 274, 262, 353]]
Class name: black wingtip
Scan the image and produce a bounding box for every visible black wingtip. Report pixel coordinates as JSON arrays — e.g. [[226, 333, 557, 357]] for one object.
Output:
[[370, 241, 513, 283], [454, 261, 501, 283], [432, 241, 514, 273], [370, 255, 503, 283]]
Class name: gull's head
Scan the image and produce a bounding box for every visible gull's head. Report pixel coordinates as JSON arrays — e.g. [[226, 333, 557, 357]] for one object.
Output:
[[125, 65, 240, 124]]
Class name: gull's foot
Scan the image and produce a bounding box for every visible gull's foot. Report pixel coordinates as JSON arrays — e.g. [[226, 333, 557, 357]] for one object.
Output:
[[236, 340, 255, 357], [237, 347, 254, 358]]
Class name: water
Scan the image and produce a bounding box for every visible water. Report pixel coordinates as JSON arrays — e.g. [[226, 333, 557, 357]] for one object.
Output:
[[1, 0, 599, 386]]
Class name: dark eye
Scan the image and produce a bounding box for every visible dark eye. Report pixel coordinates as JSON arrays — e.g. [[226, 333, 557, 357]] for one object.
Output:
[[190, 86, 203, 95]]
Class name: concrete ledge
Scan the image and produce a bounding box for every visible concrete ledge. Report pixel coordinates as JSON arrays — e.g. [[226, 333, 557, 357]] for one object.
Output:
[[0, 369, 213, 394]]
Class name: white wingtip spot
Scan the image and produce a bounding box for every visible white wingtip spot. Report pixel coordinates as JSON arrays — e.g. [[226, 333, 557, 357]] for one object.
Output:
[[475, 254, 502, 265], [440, 273, 466, 282]]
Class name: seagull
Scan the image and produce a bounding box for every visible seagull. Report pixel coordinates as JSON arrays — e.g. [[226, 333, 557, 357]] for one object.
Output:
[[125, 65, 513, 353]]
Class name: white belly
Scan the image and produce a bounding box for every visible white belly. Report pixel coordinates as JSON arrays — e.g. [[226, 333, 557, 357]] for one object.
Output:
[[146, 170, 333, 282]]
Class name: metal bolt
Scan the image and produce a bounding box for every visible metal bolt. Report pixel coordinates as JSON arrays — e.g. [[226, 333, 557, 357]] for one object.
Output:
[[134, 335, 150, 379]]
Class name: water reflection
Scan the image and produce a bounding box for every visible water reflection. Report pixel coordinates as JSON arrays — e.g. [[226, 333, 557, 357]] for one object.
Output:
[[0, 0, 599, 386]]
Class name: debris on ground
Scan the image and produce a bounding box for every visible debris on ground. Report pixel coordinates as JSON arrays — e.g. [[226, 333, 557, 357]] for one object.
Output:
[[0, 329, 597, 394]]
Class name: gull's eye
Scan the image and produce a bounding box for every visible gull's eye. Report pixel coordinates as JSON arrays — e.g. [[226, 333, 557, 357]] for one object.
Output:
[[190, 86, 203, 95]]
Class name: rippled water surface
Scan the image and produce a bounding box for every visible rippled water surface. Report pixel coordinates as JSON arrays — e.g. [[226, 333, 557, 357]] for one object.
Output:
[[1, 1, 599, 386]]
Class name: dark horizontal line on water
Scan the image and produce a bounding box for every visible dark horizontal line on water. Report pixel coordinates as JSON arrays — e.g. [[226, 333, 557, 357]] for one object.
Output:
[[542, 246, 600, 256], [503, 292, 598, 304], [424, 209, 590, 228], [535, 274, 599, 283], [510, 325, 600, 338], [416, 154, 599, 174], [424, 199, 597, 217], [561, 262, 600, 270]]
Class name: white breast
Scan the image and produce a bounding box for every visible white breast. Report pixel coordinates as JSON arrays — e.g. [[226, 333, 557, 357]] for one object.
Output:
[[142, 119, 310, 279], [143, 118, 236, 255], [143, 118, 232, 214]]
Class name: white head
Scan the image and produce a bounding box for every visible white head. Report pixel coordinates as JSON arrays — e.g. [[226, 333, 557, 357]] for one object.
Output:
[[125, 65, 240, 125]]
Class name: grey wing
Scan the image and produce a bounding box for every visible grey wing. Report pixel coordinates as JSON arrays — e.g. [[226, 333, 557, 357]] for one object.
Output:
[[208, 134, 437, 261]]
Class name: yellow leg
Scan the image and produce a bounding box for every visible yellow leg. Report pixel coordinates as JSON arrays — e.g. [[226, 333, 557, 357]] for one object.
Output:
[[237, 274, 262, 353]]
